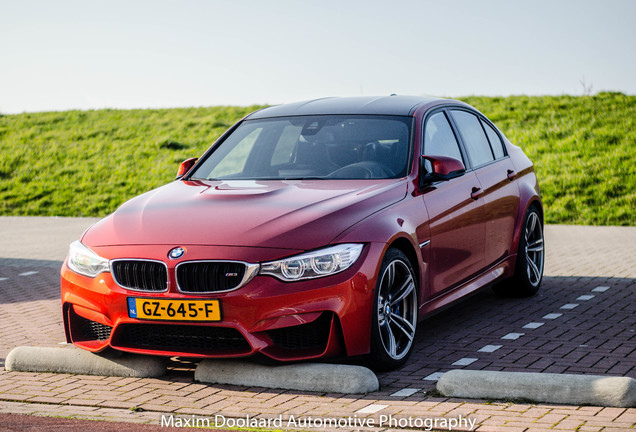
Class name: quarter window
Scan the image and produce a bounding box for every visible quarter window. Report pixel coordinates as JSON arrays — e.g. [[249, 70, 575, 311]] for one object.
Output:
[[451, 110, 494, 168], [482, 121, 505, 159]]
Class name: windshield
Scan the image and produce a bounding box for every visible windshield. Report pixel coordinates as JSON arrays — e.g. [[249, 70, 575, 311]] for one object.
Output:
[[190, 115, 412, 180]]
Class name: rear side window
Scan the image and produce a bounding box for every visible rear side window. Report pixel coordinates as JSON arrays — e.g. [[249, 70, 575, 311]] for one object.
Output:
[[423, 112, 463, 162], [450, 110, 494, 168], [482, 120, 505, 159]]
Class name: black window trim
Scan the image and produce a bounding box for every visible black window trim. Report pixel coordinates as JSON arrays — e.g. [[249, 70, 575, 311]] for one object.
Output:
[[479, 116, 508, 159]]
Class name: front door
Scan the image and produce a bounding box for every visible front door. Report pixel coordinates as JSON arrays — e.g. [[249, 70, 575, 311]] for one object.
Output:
[[419, 111, 486, 297]]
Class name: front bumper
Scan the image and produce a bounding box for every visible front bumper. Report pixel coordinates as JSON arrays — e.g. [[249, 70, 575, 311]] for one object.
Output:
[[60, 243, 384, 361]]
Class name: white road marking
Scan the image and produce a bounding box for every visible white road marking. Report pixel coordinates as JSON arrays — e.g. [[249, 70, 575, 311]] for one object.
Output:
[[452, 358, 478, 366], [523, 322, 545, 329], [390, 388, 420, 397], [592, 286, 610, 292], [356, 404, 388, 414], [502, 332, 525, 340], [478, 345, 502, 353], [423, 372, 445, 381]]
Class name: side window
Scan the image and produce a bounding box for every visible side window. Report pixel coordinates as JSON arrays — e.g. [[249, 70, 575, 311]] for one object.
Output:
[[423, 112, 463, 162], [482, 120, 505, 159], [451, 110, 494, 168]]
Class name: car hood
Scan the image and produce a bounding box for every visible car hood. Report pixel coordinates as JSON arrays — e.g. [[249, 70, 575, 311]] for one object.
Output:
[[82, 179, 407, 250]]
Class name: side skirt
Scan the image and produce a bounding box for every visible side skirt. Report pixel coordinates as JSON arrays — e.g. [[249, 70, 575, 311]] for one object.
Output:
[[418, 255, 516, 319]]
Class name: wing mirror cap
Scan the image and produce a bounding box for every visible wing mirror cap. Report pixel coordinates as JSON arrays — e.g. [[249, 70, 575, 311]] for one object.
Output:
[[419, 155, 466, 187], [176, 158, 198, 179]]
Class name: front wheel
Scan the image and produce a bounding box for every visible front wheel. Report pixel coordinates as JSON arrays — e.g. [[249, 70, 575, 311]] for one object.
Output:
[[368, 248, 418, 371], [494, 205, 545, 297]]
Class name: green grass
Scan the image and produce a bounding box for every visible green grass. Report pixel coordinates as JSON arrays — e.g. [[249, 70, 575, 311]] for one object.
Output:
[[0, 93, 634, 225], [0, 106, 264, 216], [460, 93, 635, 225]]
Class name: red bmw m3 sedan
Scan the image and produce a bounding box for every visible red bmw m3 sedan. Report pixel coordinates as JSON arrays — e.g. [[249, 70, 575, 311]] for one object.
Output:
[[61, 96, 544, 370]]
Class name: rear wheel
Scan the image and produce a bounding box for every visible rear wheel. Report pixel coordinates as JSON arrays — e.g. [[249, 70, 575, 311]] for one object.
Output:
[[494, 206, 544, 297], [368, 248, 418, 371]]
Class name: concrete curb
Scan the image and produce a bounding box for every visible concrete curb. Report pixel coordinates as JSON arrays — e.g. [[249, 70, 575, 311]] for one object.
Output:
[[195, 360, 379, 394], [5, 346, 167, 378], [437, 369, 636, 408]]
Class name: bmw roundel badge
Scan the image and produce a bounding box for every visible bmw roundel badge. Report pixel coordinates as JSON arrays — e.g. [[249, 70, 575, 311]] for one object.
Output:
[[168, 247, 186, 259]]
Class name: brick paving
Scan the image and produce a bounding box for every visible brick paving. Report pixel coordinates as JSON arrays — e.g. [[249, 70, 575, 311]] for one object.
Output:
[[0, 217, 635, 431]]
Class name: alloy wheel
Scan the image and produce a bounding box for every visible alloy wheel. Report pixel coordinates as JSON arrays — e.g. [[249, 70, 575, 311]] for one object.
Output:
[[376, 259, 417, 360], [524, 211, 544, 287]]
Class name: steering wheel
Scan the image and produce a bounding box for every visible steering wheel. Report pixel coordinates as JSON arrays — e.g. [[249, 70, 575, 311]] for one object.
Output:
[[326, 161, 395, 179]]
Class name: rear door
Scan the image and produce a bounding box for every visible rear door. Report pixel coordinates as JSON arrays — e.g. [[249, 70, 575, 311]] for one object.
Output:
[[448, 109, 520, 266]]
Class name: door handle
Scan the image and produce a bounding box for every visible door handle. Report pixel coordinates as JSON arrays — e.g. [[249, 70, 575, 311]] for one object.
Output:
[[471, 187, 483, 200], [507, 169, 516, 181]]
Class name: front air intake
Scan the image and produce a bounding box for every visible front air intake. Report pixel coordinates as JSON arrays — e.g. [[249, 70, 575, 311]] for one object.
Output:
[[69, 308, 112, 342], [113, 323, 251, 355]]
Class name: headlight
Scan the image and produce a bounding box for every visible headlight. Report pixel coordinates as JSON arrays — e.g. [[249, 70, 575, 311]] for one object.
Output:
[[260, 244, 364, 282], [67, 240, 110, 278]]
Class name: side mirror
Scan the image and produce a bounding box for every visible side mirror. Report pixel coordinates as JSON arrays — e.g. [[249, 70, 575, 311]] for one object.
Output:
[[419, 155, 465, 188], [176, 158, 198, 179]]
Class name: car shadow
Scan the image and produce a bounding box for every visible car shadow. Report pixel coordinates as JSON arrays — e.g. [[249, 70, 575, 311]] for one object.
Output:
[[0, 258, 63, 304], [375, 275, 636, 390], [2, 269, 634, 398]]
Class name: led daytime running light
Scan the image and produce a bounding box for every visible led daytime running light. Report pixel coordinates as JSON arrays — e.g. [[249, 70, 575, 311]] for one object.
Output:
[[260, 244, 363, 282]]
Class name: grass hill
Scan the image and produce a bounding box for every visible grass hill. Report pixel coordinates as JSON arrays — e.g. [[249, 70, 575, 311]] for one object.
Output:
[[462, 93, 634, 225], [0, 94, 634, 225]]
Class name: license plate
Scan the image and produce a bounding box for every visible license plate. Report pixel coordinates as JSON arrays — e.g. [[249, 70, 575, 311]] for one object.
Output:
[[127, 298, 221, 322]]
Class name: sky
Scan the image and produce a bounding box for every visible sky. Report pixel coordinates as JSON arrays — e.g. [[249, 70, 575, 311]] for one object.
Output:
[[1, 0, 635, 114]]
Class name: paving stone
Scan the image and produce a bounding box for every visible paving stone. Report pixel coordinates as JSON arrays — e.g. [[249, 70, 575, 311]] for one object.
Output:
[[2, 219, 636, 430]]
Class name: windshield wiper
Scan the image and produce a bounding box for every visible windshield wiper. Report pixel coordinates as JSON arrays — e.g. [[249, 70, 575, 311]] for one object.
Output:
[[282, 176, 326, 180]]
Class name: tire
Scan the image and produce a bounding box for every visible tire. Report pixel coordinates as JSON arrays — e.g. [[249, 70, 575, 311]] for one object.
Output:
[[367, 248, 418, 371], [493, 205, 545, 297]]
